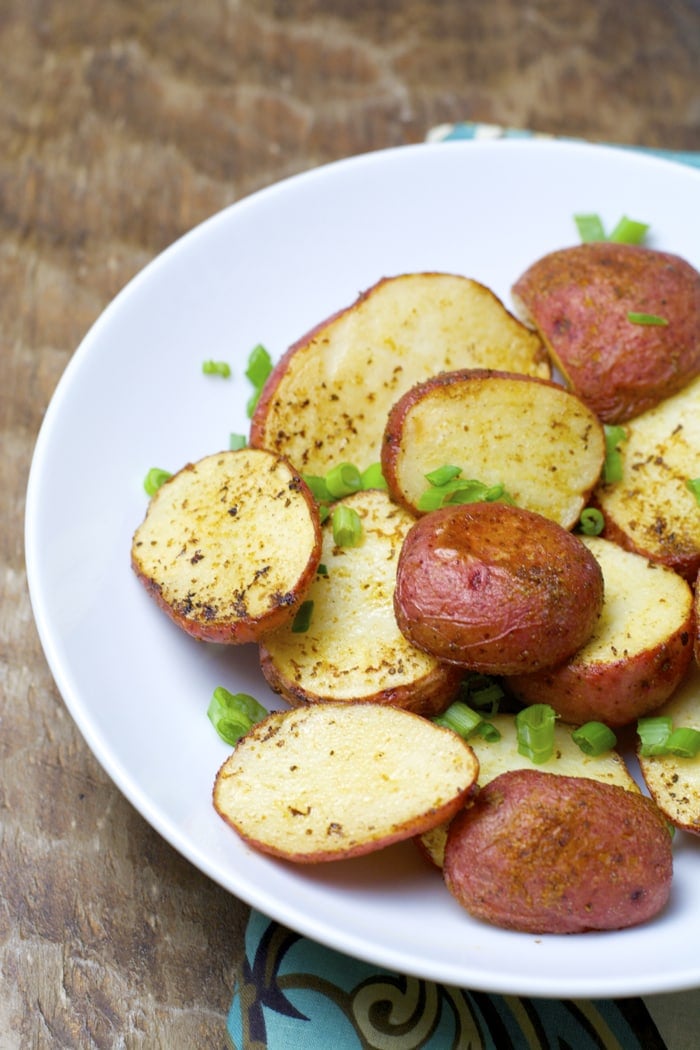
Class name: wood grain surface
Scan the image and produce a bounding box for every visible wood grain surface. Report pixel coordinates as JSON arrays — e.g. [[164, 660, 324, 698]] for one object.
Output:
[[2, 1, 699, 1046]]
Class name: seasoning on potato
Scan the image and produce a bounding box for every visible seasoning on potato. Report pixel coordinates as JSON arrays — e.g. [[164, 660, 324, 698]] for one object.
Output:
[[213, 701, 480, 862], [394, 501, 604, 675], [443, 768, 673, 934]]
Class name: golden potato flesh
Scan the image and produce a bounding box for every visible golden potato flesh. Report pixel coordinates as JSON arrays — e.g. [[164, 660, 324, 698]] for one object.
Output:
[[594, 373, 700, 582], [259, 489, 464, 715], [250, 273, 549, 476], [381, 368, 605, 529], [394, 501, 603, 675], [508, 536, 694, 726], [512, 242, 700, 423], [213, 702, 480, 863], [131, 449, 321, 643], [443, 769, 673, 934]]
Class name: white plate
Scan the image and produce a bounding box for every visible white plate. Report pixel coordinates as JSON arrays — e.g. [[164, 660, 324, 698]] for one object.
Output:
[[25, 139, 700, 998]]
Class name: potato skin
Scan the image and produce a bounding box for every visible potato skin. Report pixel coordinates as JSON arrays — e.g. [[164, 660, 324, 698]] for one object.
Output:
[[394, 502, 603, 675], [443, 769, 673, 934], [512, 242, 700, 423]]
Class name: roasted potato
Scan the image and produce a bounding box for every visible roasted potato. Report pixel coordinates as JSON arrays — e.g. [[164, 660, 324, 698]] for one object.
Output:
[[418, 714, 638, 870], [443, 769, 673, 934], [638, 663, 700, 834], [511, 242, 700, 423], [508, 536, 694, 726], [213, 701, 480, 863], [381, 368, 605, 528], [394, 502, 604, 675], [250, 273, 549, 475], [259, 488, 464, 715], [593, 373, 700, 583], [131, 448, 321, 643]]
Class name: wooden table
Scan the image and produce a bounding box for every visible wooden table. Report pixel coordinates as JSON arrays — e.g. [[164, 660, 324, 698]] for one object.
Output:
[[3, 1, 699, 1045]]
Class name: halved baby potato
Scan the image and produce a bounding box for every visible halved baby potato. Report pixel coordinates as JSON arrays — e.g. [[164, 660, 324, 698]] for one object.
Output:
[[443, 768, 673, 934], [418, 713, 638, 869], [213, 701, 480, 863], [593, 373, 700, 583], [250, 273, 549, 476], [512, 241, 700, 423], [507, 536, 694, 726], [131, 448, 321, 643], [638, 662, 700, 834], [259, 488, 464, 715], [394, 501, 603, 675], [381, 368, 605, 529]]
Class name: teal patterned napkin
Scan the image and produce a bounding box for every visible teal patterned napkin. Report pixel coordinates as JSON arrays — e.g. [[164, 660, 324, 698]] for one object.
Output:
[[227, 124, 699, 1049]]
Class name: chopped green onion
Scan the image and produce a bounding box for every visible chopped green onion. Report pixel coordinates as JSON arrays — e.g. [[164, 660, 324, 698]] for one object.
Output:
[[361, 462, 388, 490], [207, 687, 268, 745], [516, 704, 557, 764], [143, 467, 172, 496], [302, 474, 332, 502], [417, 486, 453, 512], [332, 504, 363, 547], [425, 464, 463, 487], [608, 216, 649, 245], [637, 716, 673, 756], [202, 359, 231, 377], [316, 563, 328, 576], [574, 213, 607, 243], [627, 312, 668, 326], [572, 721, 617, 756], [459, 672, 505, 715], [291, 600, 314, 633], [602, 424, 628, 484], [578, 507, 605, 535], [229, 433, 248, 450], [475, 721, 501, 742], [687, 478, 700, 506], [245, 343, 273, 417], [664, 727, 700, 758], [433, 701, 484, 738], [318, 504, 331, 524], [325, 462, 363, 499]]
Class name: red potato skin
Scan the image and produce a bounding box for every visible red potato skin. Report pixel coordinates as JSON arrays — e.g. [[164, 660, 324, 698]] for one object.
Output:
[[394, 502, 604, 675], [443, 769, 673, 934], [512, 242, 700, 423], [696, 569, 700, 667], [507, 615, 695, 727]]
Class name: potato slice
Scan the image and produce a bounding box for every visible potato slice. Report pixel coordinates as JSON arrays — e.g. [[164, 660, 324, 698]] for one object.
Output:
[[512, 242, 700, 423], [418, 714, 638, 869], [594, 373, 700, 582], [638, 662, 700, 833], [394, 501, 603, 675], [250, 273, 549, 475], [507, 536, 694, 726], [381, 369, 605, 528], [131, 449, 321, 643], [259, 489, 463, 715], [213, 702, 480, 862], [443, 769, 673, 934]]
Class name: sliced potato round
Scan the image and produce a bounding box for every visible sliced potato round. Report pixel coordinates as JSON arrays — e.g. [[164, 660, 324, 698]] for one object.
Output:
[[594, 373, 700, 582], [512, 241, 700, 423], [443, 768, 673, 934], [508, 536, 694, 726], [382, 369, 605, 529], [250, 273, 549, 476], [638, 662, 700, 834], [394, 501, 604, 675], [213, 702, 480, 862], [418, 713, 638, 869], [259, 489, 463, 714], [131, 449, 321, 643]]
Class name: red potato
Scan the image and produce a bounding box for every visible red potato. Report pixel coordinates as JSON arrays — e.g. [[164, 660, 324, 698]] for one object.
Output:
[[443, 769, 673, 934], [131, 449, 321, 643], [394, 501, 604, 675], [507, 536, 694, 726], [213, 702, 480, 863], [250, 272, 549, 476], [512, 241, 700, 423], [381, 369, 605, 529]]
